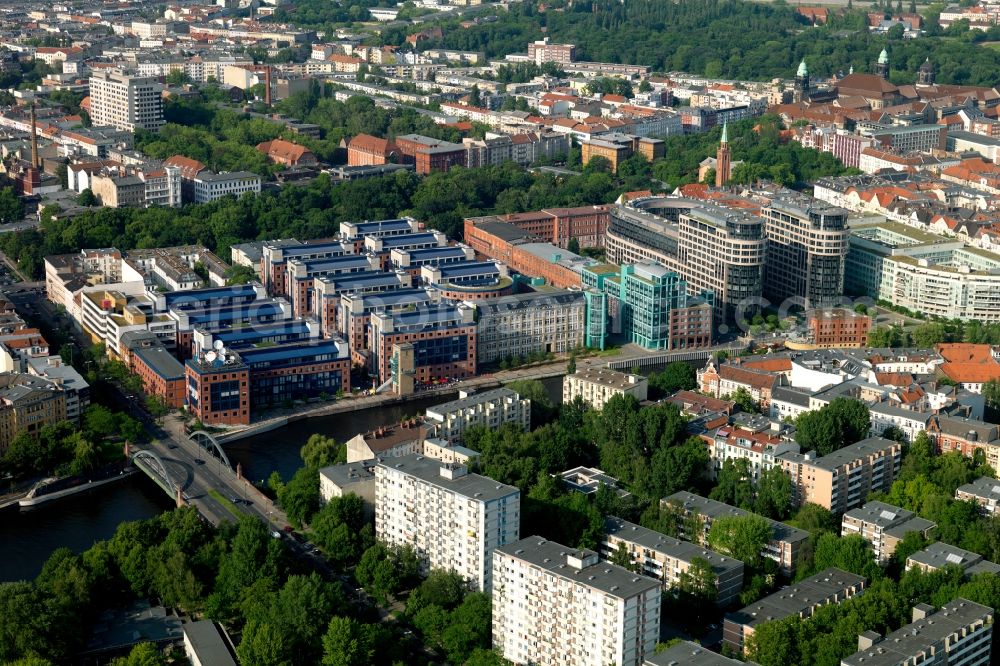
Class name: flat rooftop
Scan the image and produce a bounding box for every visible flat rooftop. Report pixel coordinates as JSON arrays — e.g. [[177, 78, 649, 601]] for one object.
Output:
[[568, 367, 645, 390], [957, 476, 1000, 503], [664, 491, 809, 545], [496, 535, 660, 600], [841, 598, 993, 666], [604, 517, 742, 576], [726, 568, 866, 630], [646, 641, 744, 665], [378, 453, 518, 502], [808, 436, 897, 471], [425, 387, 520, 417], [133, 344, 186, 380]]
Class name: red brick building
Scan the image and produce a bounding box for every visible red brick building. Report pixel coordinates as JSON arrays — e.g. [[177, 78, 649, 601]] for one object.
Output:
[[121, 334, 187, 410], [346, 134, 401, 166], [806, 308, 871, 348], [185, 357, 251, 426], [256, 139, 319, 167], [463, 217, 589, 289], [393, 134, 466, 175], [369, 304, 477, 385], [483, 206, 610, 249]]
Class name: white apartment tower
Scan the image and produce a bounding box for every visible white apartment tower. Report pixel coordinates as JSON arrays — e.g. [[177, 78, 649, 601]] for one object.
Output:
[[89, 70, 165, 132], [375, 454, 519, 591], [493, 536, 661, 666]]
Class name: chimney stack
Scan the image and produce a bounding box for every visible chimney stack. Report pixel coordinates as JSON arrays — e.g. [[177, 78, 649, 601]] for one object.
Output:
[[264, 66, 272, 107], [29, 103, 39, 170]]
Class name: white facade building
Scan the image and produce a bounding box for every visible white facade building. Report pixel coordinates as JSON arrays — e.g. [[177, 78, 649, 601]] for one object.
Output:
[[375, 454, 520, 592], [192, 171, 262, 203], [88, 70, 164, 132], [563, 368, 648, 410], [492, 535, 661, 666], [424, 388, 531, 442]]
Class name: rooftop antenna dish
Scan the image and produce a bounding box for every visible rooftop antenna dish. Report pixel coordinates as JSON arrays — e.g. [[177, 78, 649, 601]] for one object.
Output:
[[214, 339, 225, 351], [205, 351, 217, 363]]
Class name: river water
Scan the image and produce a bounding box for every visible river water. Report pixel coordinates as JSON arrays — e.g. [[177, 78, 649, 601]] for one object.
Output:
[[0, 376, 564, 582]]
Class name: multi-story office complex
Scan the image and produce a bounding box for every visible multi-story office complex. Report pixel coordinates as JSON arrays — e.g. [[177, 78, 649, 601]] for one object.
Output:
[[723, 568, 866, 655], [778, 436, 902, 514], [261, 239, 354, 298], [584, 263, 714, 350], [0, 373, 68, 455], [375, 454, 519, 591], [956, 476, 1000, 515], [419, 261, 513, 301], [563, 368, 648, 410], [424, 388, 530, 442], [841, 599, 993, 666], [663, 491, 809, 574], [676, 205, 766, 323], [369, 303, 477, 385], [601, 517, 744, 607], [758, 193, 849, 308], [89, 70, 165, 132], [841, 501, 937, 564], [605, 200, 765, 324], [492, 535, 661, 666], [474, 290, 587, 364], [845, 221, 1000, 322]]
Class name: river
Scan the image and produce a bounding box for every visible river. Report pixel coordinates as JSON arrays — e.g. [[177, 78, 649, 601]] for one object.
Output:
[[0, 376, 564, 582]]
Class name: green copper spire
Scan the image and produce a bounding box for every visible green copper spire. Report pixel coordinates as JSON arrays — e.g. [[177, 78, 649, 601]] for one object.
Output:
[[797, 59, 808, 77], [721, 122, 728, 144], [878, 48, 889, 65]]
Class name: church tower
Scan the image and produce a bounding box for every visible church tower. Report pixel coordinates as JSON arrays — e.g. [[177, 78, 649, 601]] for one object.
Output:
[[794, 59, 809, 103], [875, 48, 889, 79], [715, 123, 731, 188], [917, 58, 935, 86]]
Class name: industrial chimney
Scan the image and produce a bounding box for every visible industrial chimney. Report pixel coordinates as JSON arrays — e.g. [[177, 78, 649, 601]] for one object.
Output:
[[29, 103, 39, 170], [264, 66, 272, 107]]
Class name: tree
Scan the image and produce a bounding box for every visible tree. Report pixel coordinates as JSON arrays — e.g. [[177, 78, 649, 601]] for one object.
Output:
[[710, 458, 755, 510], [808, 533, 880, 580], [729, 387, 759, 413], [321, 617, 367, 666], [505, 379, 555, 426], [300, 434, 344, 469], [110, 643, 165, 666], [237, 621, 292, 666], [566, 350, 577, 375], [355, 544, 400, 604], [567, 237, 581, 254], [708, 514, 771, 567], [76, 189, 99, 207], [225, 263, 259, 285], [648, 362, 696, 398], [165, 70, 191, 86], [0, 187, 23, 223], [276, 467, 320, 527], [795, 398, 871, 456], [468, 85, 482, 108], [755, 466, 792, 520]]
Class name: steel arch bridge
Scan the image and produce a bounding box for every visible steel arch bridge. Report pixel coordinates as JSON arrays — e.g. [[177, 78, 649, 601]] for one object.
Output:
[[131, 450, 178, 496], [189, 431, 231, 469]]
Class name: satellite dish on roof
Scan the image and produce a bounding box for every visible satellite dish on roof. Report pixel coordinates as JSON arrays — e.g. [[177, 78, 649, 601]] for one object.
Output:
[[214, 339, 225, 351], [205, 351, 217, 363]]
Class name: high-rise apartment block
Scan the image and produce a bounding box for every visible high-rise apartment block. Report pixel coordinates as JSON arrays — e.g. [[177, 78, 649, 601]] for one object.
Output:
[[375, 454, 519, 591], [758, 193, 849, 309], [89, 70, 165, 132], [778, 436, 902, 514], [492, 535, 661, 666], [527, 38, 576, 66]]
